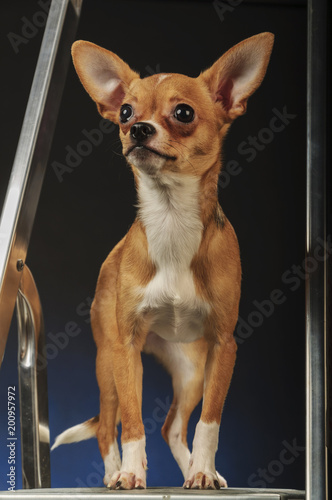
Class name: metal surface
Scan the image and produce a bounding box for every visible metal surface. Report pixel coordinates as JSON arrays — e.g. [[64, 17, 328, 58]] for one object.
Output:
[[0, 487, 306, 500], [0, 0, 82, 366], [306, 0, 327, 499], [16, 266, 51, 489]]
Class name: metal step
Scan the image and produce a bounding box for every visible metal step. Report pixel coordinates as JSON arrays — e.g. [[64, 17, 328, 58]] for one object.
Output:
[[0, 487, 305, 500]]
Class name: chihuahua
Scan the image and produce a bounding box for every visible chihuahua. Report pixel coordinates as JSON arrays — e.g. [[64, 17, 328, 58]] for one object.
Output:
[[52, 33, 274, 489]]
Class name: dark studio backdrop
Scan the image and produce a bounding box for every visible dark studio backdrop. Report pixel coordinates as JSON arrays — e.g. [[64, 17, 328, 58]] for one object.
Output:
[[0, 0, 307, 490]]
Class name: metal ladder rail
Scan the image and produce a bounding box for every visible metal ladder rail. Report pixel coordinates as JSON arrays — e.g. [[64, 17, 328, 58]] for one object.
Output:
[[306, 0, 328, 499], [0, 0, 82, 488], [16, 265, 51, 488]]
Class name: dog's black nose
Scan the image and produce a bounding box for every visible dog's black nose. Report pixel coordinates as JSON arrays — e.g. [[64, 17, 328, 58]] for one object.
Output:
[[130, 122, 156, 143]]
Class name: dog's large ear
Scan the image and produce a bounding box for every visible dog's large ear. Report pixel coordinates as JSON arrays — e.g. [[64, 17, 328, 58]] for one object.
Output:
[[199, 32, 274, 122], [72, 41, 139, 122]]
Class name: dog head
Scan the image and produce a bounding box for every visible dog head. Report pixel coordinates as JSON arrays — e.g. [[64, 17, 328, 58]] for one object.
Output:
[[72, 34, 274, 178]]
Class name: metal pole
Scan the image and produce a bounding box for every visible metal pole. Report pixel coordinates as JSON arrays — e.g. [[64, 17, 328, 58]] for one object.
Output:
[[306, 0, 327, 498]]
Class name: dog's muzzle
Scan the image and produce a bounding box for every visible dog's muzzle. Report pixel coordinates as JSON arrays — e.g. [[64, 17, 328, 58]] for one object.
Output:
[[125, 122, 176, 162]]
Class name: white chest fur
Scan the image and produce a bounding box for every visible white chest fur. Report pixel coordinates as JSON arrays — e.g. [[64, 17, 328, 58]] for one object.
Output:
[[137, 172, 210, 343]]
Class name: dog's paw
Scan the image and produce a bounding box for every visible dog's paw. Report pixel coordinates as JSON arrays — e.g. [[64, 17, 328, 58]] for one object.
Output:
[[107, 471, 146, 490], [183, 471, 227, 489], [107, 438, 147, 489]]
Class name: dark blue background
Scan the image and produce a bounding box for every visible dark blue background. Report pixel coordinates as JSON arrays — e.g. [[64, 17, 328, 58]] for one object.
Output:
[[0, 0, 306, 491]]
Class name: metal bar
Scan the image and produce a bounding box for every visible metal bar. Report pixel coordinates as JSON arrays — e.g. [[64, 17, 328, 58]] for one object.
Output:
[[16, 266, 50, 489], [0, 487, 306, 500], [306, 0, 327, 499], [0, 0, 82, 367]]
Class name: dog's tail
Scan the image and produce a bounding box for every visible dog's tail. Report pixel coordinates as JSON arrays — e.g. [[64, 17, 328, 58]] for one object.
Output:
[[51, 415, 99, 451]]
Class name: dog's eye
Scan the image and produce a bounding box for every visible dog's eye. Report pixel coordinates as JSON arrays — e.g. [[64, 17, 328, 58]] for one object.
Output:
[[120, 104, 133, 123], [174, 104, 195, 123]]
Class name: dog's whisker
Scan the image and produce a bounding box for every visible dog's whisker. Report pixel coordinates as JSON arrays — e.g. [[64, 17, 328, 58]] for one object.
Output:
[[167, 139, 190, 151], [105, 138, 123, 153], [110, 149, 124, 157], [166, 142, 198, 175], [167, 139, 218, 161]]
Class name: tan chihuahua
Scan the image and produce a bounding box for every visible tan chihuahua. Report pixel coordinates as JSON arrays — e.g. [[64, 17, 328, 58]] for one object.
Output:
[[52, 33, 274, 489]]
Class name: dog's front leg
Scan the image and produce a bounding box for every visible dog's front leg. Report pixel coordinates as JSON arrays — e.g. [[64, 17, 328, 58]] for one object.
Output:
[[107, 341, 147, 490], [91, 241, 148, 490], [184, 337, 237, 489]]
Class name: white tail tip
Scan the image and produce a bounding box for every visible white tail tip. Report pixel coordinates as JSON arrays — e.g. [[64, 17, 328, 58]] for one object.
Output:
[[51, 418, 98, 451]]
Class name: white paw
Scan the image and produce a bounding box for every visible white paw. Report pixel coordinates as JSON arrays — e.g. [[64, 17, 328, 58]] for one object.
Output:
[[183, 421, 226, 489], [107, 471, 146, 490], [103, 440, 122, 485], [107, 437, 147, 489], [183, 470, 227, 489]]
